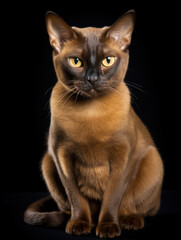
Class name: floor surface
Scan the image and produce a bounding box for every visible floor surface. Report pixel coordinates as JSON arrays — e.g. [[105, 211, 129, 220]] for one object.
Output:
[[3, 191, 181, 239]]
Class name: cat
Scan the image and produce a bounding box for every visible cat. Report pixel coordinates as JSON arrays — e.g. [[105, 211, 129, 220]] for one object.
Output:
[[24, 10, 164, 238]]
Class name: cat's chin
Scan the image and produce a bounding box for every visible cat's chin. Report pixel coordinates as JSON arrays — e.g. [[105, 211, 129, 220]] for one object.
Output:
[[70, 86, 107, 100], [86, 89, 100, 98], [79, 88, 107, 99]]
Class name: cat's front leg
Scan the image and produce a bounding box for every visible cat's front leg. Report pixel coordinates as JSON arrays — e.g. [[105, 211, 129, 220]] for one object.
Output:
[[55, 146, 91, 235], [96, 143, 130, 238]]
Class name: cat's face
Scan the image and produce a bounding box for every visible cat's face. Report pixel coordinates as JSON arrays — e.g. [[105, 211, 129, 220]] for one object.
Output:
[[53, 27, 129, 98], [46, 11, 135, 98]]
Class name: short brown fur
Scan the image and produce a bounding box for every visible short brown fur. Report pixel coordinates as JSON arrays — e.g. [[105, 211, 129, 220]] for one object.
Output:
[[24, 11, 163, 238]]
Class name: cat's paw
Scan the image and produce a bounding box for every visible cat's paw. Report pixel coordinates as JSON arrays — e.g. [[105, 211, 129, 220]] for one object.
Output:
[[120, 214, 144, 230], [65, 219, 91, 235], [96, 222, 121, 238]]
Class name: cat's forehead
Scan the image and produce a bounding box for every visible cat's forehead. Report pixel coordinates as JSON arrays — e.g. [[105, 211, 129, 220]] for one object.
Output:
[[71, 26, 118, 57], [72, 26, 110, 49], [72, 26, 109, 39]]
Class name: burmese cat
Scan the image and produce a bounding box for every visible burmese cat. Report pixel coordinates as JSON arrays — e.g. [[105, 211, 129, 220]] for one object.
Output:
[[24, 10, 164, 238]]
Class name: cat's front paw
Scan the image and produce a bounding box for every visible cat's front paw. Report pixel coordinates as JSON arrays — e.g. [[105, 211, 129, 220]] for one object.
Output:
[[65, 219, 91, 235], [96, 222, 121, 238]]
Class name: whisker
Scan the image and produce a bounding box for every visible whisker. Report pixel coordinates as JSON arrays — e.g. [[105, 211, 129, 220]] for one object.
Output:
[[106, 88, 112, 95], [45, 99, 51, 120], [44, 85, 54, 96], [127, 81, 144, 89], [108, 85, 140, 110], [61, 91, 75, 109], [75, 89, 81, 103], [44, 86, 54, 119], [125, 81, 146, 94], [108, 86, 122, 97], [51, 87, 76, 112], [129, 92, 140, 109]]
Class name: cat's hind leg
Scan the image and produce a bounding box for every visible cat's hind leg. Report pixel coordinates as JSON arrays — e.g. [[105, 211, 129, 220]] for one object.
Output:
[[24, 153, 70, 227], [41, 152, 70, 212], [119, 146, 163, 230]]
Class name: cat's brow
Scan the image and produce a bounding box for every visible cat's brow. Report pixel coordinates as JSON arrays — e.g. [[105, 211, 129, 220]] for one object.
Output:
[[66, 48, 83, 58], [102, 49, 119, 57]]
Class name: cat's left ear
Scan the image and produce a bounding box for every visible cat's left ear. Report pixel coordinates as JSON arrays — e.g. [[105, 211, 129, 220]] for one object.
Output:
[[107, 10, 136, 51]]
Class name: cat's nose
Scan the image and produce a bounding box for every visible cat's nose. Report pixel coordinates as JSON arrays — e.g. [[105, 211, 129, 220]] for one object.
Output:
[[86, 71, 99, 86], [87, 76, 98, 86]]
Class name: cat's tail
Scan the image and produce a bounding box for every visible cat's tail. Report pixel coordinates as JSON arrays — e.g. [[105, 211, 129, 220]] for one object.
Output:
[[24, 196, 67, 227]]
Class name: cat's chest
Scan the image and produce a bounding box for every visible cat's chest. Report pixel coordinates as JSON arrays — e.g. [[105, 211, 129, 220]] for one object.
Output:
[[63, 117, 110, 143], [73, 144, 110, 201], [56, 104, 123, 143]]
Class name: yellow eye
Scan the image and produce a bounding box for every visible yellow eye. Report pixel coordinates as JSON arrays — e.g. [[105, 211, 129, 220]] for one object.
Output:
[[69, 57, 83, 68], [102, 56, 115, 67]]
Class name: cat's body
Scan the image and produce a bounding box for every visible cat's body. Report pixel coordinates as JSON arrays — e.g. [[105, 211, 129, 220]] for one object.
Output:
[[24, 11, 163, 238]]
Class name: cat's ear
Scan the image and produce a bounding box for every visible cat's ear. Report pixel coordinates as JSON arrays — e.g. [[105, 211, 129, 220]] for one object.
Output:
[[107, 10, 136, 51], [45, 11, 75, 53]]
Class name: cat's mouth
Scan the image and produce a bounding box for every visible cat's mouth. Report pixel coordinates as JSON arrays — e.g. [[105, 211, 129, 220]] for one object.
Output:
[[68, 81, 111, 99], [76, 86, 105, 98], [67, 82, 102, 99]]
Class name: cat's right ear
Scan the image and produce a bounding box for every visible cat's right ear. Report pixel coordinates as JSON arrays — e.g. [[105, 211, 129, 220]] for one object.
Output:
[[45, 12, 75, 53]]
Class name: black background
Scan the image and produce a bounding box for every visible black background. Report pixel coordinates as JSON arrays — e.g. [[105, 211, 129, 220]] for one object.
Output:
[[5, 1, 181, 193]]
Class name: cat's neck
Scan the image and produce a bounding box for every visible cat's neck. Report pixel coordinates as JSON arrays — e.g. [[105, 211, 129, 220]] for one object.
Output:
[[50, 81, 131, 143], [51, 81, 130, 127]]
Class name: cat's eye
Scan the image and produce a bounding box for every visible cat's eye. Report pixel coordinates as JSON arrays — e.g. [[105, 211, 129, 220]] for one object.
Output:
[[102, 57, 115, 67], [69, 57, 83, 68]]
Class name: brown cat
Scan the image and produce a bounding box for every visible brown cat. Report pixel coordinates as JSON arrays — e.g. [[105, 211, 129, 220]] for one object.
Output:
[[24, 10, 164, 238]]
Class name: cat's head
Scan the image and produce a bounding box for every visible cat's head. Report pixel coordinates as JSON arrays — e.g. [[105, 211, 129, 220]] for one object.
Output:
[[46, 11, 135, 98]]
